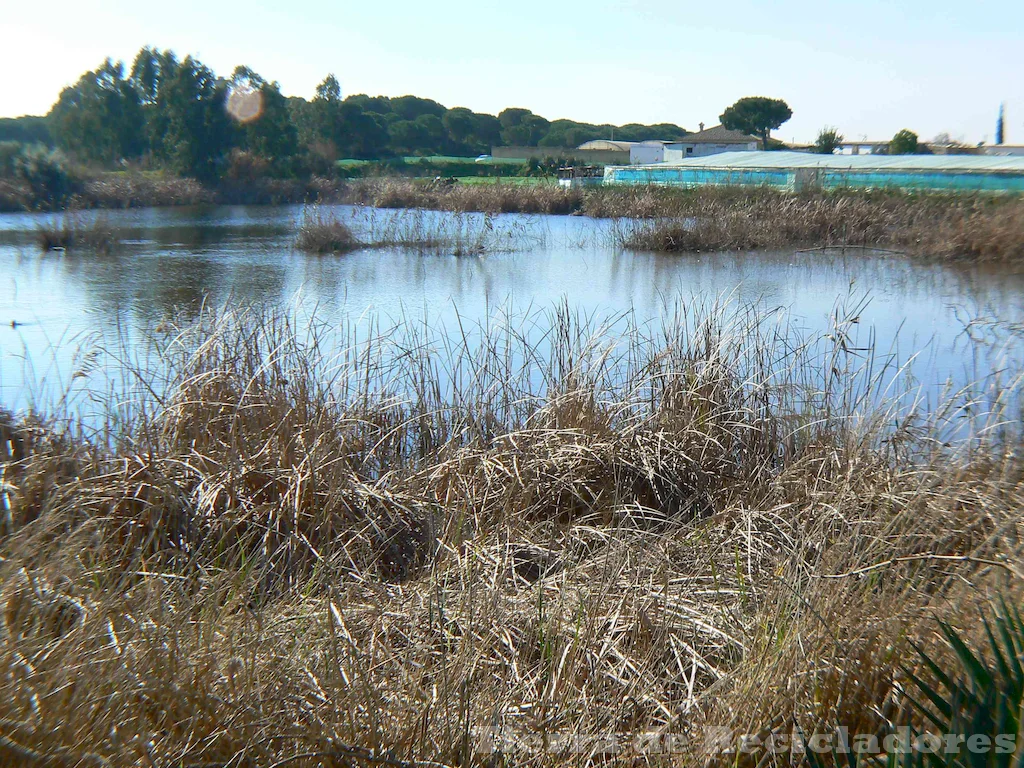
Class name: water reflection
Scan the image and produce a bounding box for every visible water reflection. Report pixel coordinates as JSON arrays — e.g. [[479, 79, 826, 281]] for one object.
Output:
[[2, 204, 1024, 413]]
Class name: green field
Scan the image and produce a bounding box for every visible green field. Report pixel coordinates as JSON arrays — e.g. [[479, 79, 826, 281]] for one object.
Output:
[[452, 175, 557, 186], [334, 155, 534, 179], [405, 155, 524, 165], [335, 155, 525, 168]]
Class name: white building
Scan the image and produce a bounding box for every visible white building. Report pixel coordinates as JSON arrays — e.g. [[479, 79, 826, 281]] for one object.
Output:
[[663, 125, 759, 160], [629, 140, 671, 165], [574, 139, 681, 165]]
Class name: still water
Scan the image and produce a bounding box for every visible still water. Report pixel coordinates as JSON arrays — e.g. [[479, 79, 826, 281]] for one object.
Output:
[[2, 204, 1023, 415]]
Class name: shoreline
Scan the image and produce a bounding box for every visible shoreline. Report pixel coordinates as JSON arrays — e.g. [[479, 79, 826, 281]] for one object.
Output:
[[4, 174, 1024, 261], [1, 304, 1020, 765]]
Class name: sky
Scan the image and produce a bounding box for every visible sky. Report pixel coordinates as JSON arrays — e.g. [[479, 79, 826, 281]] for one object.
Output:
[[2, 0, 1022, 144]]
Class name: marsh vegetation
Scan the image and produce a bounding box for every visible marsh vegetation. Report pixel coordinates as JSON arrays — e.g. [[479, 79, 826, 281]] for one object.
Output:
[[296, 204, 542, 255], [0, 302, 1021, 766], [340, 180, 1024, 261], [34, 212, 118, 253]]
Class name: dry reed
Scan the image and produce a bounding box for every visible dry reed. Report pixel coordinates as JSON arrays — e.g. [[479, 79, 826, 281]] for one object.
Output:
[[608, 187, 1024, 260], [296, 205, 542, 255], [295, 205, 361, 253], [0, 302, 1022, 766], [345, 177, 586, 215], [340, 180, 1024, 261], [35, 212, 118, 253]]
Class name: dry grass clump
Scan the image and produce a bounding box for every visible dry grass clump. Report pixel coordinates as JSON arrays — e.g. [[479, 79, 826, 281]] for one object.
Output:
[[1, 303, 1022, 766], [359, 206, 542, 254], [619, 195, 888, 253], [295, 206, 361, 253], [296, 205, 541, 255], [581, 185, 724, 219], [612, 187, 1024, 259], [341, 180, 1024, 261], [81, 173, 214, 208], [920, 197, 1024, 260], [35, 212, 118, 253]]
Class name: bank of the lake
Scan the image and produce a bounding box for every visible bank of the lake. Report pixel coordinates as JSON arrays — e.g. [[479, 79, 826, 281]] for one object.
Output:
[[7, 167, 1024, 262], [1, 299, 1022, 767], [3, 202, 1024, 767]]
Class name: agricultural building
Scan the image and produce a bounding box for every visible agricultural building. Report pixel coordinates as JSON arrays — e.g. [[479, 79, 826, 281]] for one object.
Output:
[[604, 151, 1024, 193], [663, 125, 759, 159]]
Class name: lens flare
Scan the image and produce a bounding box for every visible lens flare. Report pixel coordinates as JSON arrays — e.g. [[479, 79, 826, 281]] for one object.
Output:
[[227, 87, 263, 123]]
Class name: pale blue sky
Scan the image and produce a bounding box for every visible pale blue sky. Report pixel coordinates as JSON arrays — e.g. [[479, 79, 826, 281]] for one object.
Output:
[[3, 0, 1021, 143]]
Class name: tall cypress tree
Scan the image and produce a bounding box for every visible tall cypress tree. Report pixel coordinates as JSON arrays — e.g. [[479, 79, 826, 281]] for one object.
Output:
[[996, 104, 1005, 146]]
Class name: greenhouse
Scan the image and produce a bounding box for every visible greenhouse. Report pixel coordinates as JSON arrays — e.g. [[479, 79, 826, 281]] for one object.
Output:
[[603, 151, 1024, 193]]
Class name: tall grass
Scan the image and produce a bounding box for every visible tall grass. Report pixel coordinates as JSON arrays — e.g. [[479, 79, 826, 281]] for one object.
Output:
[[0, 302, 1022, 766], [35, 212, 118, 253], [81, 173, 214, 208], [295, 204, 543, 255], [345, 177, 586, 215], [802, 600, 1024, 768], [611, 187, 1024, 259], [339, 180, 1024, 261], [295, 205, 360, 253]]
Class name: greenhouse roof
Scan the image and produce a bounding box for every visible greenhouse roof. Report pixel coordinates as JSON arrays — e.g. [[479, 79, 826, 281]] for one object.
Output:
[[654, 151, 1024, 172]]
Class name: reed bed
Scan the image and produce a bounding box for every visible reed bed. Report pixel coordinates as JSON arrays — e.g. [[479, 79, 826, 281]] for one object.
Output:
[[295, 206, 361, 253], [296, 204, 542, 255], [339, 180, 1024, 261], [80, 173, 214, 209], [35, 212, 119, 253], [345, 177, 586, 215], [611, 187, 1024, 259], [0, 302, 1022, 767]]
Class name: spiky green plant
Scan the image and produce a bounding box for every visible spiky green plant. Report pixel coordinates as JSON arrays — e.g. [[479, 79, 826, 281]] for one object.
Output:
[[904, 599, 1023, 768], [804, 599, 1024, 768]]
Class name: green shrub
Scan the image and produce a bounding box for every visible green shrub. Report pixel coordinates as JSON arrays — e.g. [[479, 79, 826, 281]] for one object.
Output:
[[890, 129, 920, 155], [334, 156, 529, 180], [11, 145, 79, 209], [0, 140, 23, 176]]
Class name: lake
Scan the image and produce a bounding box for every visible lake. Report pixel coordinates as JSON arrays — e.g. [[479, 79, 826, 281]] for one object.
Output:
[[2, 204, 1024, 418]]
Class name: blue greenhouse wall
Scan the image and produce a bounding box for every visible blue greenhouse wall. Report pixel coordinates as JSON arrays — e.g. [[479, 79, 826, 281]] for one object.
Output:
[[603, 165, 1024, 193]]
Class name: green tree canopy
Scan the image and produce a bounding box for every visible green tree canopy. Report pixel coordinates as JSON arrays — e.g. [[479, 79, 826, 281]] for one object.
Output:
[[228, 66, 298, 168], [299, 74, 343, 153], [468, 113, 502, 151], [890, 129, 919, 155], [0, 116, 53, 146], [129, 47, 178, 106], [49, 58, 145, 164], [388, 120, 427, 154], [315, 74, 341, 103], [442, 107, 476, 148], [390, 95, 446, 122], [414, 114, 445, 154], [645, 123, 689, 140], [540, 120, 602, 148], [499, 110, 549, 146], [349, 110, 389, 158], [157, 56, 233, 180], [719, 96, 792, 149], [813, 126, 843, 155], [498, 108, 532, 129], [345, 94, 391, 115], [129, 47, 179, 153]]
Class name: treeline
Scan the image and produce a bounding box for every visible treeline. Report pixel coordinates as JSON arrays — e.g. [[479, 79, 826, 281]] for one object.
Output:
[[4, 47, 689, 181], [0, 116, 51, 146]]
